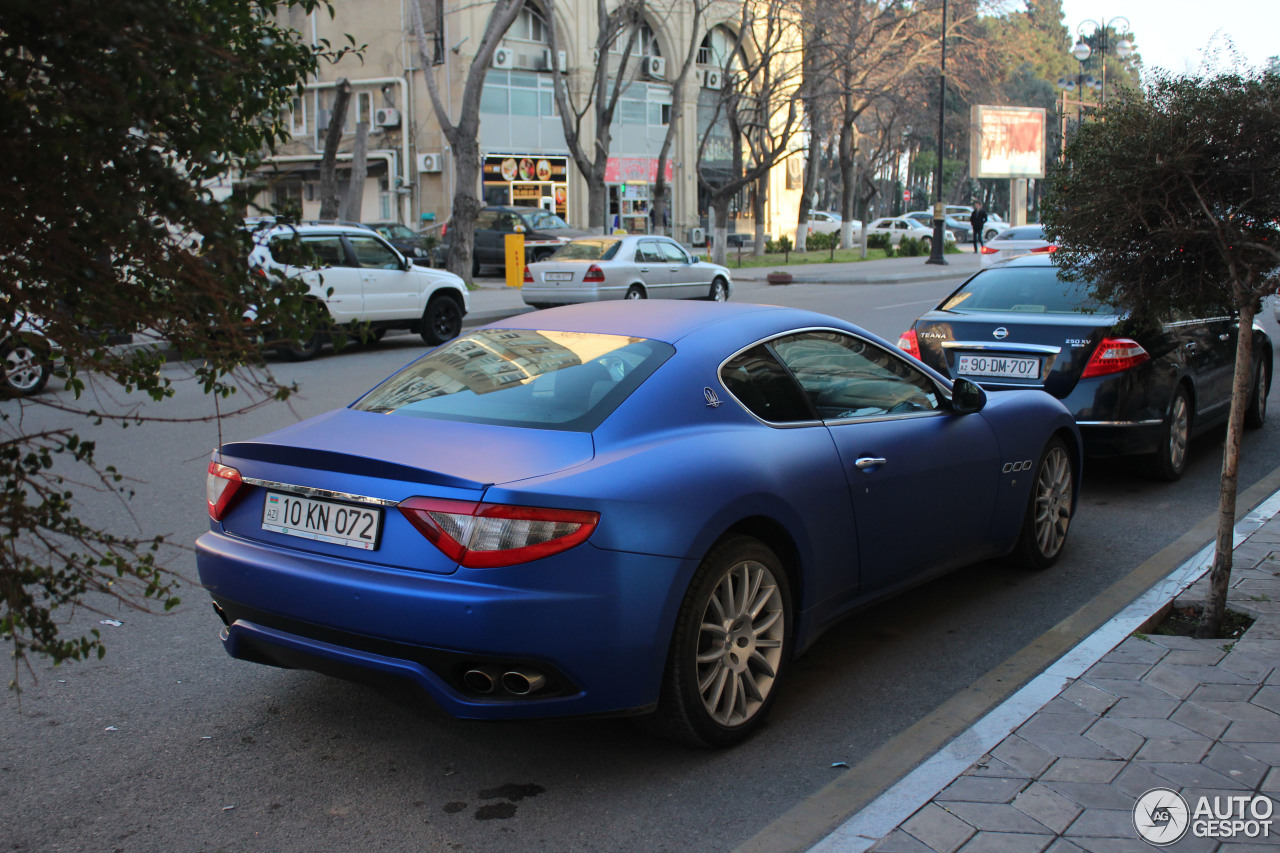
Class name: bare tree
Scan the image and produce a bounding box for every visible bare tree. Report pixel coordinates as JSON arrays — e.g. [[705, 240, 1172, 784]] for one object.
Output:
[[318, 78, 352, 221], [410, 0, 525, 279], [696, 0, 806, 264]]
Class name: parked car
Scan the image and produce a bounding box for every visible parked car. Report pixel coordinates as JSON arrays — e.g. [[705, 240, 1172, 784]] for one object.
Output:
[[905, 211, 973, 243], [362, 221, 435, 262], [440, 206, 591, 275], [197, 300, 1080, 747], [1, 321, 54, 397], [980, 212, 1013, 242], [898, 254, 1272, 480], [248, 223, 469, 359], [803, 211, 843, 236], [521, 235, 731, 307], [865, 216, 956, 253], [979, 223, 1056, 267]]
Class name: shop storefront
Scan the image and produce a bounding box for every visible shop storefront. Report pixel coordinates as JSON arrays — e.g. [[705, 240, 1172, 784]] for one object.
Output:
[[482, 154, 569, 218], [605, 157, 675, 234]]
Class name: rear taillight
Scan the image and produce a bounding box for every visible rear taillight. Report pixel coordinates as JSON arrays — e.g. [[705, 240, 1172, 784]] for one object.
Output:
[[523, 266, 534, 284], [1030, 244, 1058, 254], [1081, 337, 1150, 378], [981, 245, 998, 255], [583, 264, 605, 283], [440, 222, 448, 238], [398, 498, 599, 568], [897, 328, 922, 360], [207, 460, 244, 520]]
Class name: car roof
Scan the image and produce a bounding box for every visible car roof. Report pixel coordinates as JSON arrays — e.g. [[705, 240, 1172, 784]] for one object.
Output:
[[480, 300, 848, 346]]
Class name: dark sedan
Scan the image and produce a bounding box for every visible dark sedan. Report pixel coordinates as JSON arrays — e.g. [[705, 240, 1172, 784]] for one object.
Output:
[[897, 255, 1272, 480], [441, 207, 591, 275]]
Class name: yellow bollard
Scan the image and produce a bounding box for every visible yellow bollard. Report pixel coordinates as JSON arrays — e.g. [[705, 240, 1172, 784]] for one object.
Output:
[[504, 233, 525, 288]]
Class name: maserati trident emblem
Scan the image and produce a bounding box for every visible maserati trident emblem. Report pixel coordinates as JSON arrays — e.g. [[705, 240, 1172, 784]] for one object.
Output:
[[993, 327, 1009, 340], [704, 387, 723, 408]]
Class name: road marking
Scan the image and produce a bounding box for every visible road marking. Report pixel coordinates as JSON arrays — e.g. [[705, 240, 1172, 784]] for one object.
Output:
[[732, 464, 1280, 853]]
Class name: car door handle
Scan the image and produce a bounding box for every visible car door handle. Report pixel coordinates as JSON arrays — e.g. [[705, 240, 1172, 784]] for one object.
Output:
[[855, 457, 887, 470]]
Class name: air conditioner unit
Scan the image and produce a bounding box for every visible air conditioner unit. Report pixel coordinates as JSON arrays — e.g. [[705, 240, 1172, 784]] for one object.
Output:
[[644, 56, 666, 80], [539, 48, 568, 73], [689, 227, 706, 246], [703, 69, 723, 90], [374, 107, 401, 128], [416, 152, 442, 173], [492, 47, 514, 70]]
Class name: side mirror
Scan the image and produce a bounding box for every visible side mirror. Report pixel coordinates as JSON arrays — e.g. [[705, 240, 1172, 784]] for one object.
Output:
[[950, 377, 987, 414], [514, 224, 527, 234]]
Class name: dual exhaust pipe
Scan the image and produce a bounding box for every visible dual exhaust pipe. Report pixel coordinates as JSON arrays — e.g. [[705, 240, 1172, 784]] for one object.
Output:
[[463, 667, 547, 696]]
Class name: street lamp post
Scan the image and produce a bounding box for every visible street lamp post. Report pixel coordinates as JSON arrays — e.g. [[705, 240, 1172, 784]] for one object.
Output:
[[1055, 16, 1133, 145]]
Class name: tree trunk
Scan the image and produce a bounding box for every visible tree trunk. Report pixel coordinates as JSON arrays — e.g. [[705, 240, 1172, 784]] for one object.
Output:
[[340, 122, 369, 222], [445, 114, 484, 279], [709, 196, 731, 265], [753, 175, 767, 256], [795, 130, 823, 252], [318, 79, 351, 222], [838, 120, 856, 249], [1196, 292, 1256, 638]]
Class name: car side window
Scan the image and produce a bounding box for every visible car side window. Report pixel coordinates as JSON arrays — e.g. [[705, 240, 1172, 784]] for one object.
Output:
[[657, 241, 689, 264], [291, 235, 346, 267], [476, 210, 499, 229], [635, 241, 660, 263], [347, 235, 402, 270], [771, 331, 941, 420], [721, 346, 816, 423]]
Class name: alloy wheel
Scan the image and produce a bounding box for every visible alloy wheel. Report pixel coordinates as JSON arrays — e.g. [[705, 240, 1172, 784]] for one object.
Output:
[[694, 559, 785, 727], [1033, 444, 1073, 559]]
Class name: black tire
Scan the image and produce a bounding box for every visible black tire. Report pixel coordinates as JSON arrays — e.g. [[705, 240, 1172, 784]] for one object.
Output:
[[625, 285, 646, 301], [361, 327, 387, 346], [420, 294, 464, 345], [280, 331, 324, 361], [1010, 436, 1074, 570], [1148, 384, 1192, 482], [984, 228, 999, 242], [1, 341, 52, 396], [638, 536, 791, 747], [1245, 358, 1269, 429], [706, 277, 729, 302]]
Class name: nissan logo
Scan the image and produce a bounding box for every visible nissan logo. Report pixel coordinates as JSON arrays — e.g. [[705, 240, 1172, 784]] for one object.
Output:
[[993, 327, 1009, 340]]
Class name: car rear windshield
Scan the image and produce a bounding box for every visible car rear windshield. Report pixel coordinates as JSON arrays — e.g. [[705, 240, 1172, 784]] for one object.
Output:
[[992, 224, 1045, 241], [352, 329, 674, 431], [941, 266, 1115, 315], [551, 239, 622, 261]]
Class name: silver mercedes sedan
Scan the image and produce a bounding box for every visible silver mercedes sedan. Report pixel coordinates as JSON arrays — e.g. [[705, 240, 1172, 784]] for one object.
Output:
[[521, 235, 732, 308]]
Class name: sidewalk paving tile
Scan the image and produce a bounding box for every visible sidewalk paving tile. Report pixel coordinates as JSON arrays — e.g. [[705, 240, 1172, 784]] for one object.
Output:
[[1018, 714, 1094, 736], [1169, 702, 1232, 739], [1039, 697, 1105, 718], [1192, 700, 1280, 724], [1059, 683, 1120, 716], [1043, 841, 1086, 853], [936, 777, 1030, 804], [1203, 742, 1273, 788], [1078, 678, 1179, 703], [1040, 758, 1126, 784], [962, 757, 1034, 780], [1252, 686, 1280, 714], [1082, 720, 1145, 759], [1140, 664, 1201, 699], [1020, 732, 1129, 761], [1040, 781, 1136, 810], [1062, 808, 1134, 838], [939, 801, 1052, 834], [1133, 737, 1212, 763], [1081, 663, 1154, 681], [1163, 663, 1258, 684], [902, 803, 977, 853], [1264, 766, 1280, 793], [1142, 760, 1250, 789], [1105, 696, 1182, 719], [956, 831, 1054, 853], [1223, 720, 1280, 743], [869, 829, 937, 853], [1101, 637, 1168, 665], [1102, 715, 1202, 740], [1141, 635, 1213, 651], [1187, 683, 1260, 703], [991, 737, 1057, 778], [1011, 783, 1083, 834], [1108, 763, 1172, 798]]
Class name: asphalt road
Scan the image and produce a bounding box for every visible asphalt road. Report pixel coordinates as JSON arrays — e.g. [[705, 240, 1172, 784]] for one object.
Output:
[[4, 278, 1279, 853]]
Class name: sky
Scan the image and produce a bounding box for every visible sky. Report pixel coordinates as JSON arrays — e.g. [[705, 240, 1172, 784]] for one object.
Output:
[[1055, 0, 1278, 77]]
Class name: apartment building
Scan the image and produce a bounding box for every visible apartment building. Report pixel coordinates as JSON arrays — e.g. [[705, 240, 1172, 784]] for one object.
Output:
[[257, 0, 803, 243]]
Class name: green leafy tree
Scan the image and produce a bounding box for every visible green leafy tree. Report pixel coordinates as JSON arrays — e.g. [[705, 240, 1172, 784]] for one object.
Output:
[[0, 0, 354, 685], [1044, 71, 1280, 637]]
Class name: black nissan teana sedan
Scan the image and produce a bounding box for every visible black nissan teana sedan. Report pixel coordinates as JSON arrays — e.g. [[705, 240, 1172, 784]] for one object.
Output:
[[897, 255, 1272, 481]]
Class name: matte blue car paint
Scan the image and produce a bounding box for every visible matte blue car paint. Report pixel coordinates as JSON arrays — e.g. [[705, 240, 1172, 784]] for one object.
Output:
[[197, 300, 1081, 721]]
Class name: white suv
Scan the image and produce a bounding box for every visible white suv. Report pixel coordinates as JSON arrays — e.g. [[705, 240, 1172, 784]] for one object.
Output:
[[249, 223, 469, 359]]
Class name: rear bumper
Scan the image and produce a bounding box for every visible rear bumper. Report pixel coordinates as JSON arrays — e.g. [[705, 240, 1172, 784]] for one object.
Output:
[[521, 285, 626, 305], [196, 531, 690, 719], [1077, 420, 1165, 458]]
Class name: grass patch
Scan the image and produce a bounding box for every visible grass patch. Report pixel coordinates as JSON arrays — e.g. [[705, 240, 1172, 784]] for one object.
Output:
[[699, 243, 964, 270]]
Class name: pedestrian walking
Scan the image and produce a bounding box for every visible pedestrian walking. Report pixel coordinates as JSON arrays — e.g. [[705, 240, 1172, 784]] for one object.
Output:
[[969, 203, 988, 252]]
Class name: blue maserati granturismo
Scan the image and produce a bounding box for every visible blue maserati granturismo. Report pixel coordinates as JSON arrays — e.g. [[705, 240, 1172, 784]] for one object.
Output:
[[197, 300, 1081, 746]]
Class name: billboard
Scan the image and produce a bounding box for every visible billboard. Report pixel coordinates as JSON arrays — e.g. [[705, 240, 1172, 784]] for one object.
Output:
[[969, 106, 1046, 179]]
